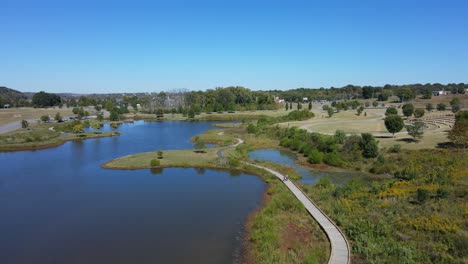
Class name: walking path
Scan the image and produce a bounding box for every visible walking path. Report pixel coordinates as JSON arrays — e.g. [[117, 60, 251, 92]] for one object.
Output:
[[247, 162, 350, 264], [218, 135, 350, 264], [0, 119, 37, 134]]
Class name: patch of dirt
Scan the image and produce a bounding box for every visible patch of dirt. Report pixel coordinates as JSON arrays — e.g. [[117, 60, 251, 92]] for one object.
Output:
[[280, 221, 312, 254]]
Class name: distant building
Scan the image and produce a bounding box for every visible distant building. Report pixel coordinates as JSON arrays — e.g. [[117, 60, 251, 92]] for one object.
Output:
[[433, 90, 449, 96], [302, 97, 309, 102], [3, 104, 10, 108]]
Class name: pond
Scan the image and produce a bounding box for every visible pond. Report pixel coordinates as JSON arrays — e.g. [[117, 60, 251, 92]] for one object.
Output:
[[0, 121, 266, 264], [248, 148, 369, 185]]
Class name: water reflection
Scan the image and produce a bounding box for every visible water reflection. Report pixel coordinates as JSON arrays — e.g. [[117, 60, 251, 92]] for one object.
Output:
[[249, 148, 370, 185]]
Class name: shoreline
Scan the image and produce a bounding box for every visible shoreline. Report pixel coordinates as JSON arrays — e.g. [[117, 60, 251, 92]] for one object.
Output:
[[0, 131, 121, 152]]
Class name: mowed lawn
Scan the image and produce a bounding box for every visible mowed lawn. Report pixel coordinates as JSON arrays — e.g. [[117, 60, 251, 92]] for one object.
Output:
[[282, 108, 454, 150], [103, 148, 220, 169]]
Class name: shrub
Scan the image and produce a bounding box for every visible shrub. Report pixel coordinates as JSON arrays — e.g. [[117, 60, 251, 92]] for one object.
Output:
[[437, 103, 446, 111], [360, 133, 379, 158], [387, 144, 401, 153], [72, 124, 84, 133], [416, 188, 430, 203], [308, 149, 324, 164], [413, 109, 425, 118], [323, 152, 344, 167], [150, 159, 160, 167]]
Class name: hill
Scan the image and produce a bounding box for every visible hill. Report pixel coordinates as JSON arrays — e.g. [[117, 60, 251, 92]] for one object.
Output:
[[0, 86, 27, 106]]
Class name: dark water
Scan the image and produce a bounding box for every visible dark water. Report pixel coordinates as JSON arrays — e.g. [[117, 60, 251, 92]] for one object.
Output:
[[0, 121, 266, 264], [249, 148, 368, 185]]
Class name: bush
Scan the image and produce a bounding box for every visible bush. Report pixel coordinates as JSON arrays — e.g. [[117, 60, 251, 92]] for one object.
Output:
[[413, 109, 425, 118], [360, 133, 379, 158], [308, 149, 324, 164], [416, 188, 429, 203], [150, 159, 160, 167], [387, 144, 401, 153], [323, 152, 344, 167], [385, 107, 398, 116]]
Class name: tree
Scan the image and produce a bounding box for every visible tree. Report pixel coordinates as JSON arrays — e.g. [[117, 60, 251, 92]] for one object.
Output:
[[384, 115, 404, 137], [421, 89, 432, 99], [97, 113, 104, 122], [188, 109, 195, 118], [308, 101, 312, 111], [285, 102, 289, 111], [448, 110, 468, 148], [437, 103, 446, 111], [372, 101, 378, 107], [450, 98, 462, 113], [91, 122, 102, 133], [360, 133, 379, 158], [385, 107, 398, 116], [327, 107, 334, 117], [157, 150, 163, 159], [290, 102, 293, 110], [395, 88, 415, 102], [406, 121, 425, 142], [32, 91, 61, 107], [193, 136, 206, 153], [109, 110, 120, 121], [334, 130, 346, 144], [402, 103, 414, 117], [54, 112, 62, 121], [21, 119, 29, 129], [40, 115, 50, 122], [297, 102, 302, 110], [426, 103, 434, 112], [357, 106, 364, 116], [413, 109, 425, 118]]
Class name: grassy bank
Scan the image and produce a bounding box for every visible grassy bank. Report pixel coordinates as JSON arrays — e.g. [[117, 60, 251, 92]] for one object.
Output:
[[0, 122, 120, 151]]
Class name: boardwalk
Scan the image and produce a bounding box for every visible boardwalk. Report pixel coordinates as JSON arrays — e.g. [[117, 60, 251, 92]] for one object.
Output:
[[247, 163, 350, 264], [218, 137, 350, 263]]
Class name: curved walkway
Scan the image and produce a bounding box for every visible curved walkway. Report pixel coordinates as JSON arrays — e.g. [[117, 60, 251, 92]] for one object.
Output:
[[247, 162, 350, 264], [217, 135, 350, 264]]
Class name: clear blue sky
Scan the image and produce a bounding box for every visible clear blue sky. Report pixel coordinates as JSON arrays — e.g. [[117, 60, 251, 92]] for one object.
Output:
[[1, 0, 467, 93]]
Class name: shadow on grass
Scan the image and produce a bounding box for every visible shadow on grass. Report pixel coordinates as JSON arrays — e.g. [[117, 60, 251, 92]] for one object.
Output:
[[436, 142, 457, 149], [374, 135, 393, 139], [396, 138, 416, 143]]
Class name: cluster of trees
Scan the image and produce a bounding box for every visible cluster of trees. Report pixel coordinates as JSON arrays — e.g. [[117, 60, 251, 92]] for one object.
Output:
[[183, 86, 277, 112], [32, 91, 61, 107], [267, 83, 468, 102]]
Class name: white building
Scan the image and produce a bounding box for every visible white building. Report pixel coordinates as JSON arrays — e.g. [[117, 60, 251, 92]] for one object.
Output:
[[433, 90, 449, 96]]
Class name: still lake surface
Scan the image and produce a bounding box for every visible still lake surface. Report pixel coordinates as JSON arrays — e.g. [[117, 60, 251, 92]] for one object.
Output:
[[0, 121, 266, 264], [249, 148, 368, 185]]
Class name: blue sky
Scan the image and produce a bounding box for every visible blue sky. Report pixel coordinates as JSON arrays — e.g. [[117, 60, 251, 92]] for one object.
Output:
[[1, 0, 467, 93]]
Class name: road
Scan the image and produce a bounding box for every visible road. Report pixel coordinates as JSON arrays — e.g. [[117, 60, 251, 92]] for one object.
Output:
[[0, 119, 37, 134], [218, 136, 350, 264]]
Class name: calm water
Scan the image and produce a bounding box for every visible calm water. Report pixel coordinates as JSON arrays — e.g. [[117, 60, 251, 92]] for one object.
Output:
[[0, 121, 266, 264], [249, 149, 368, 185]]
